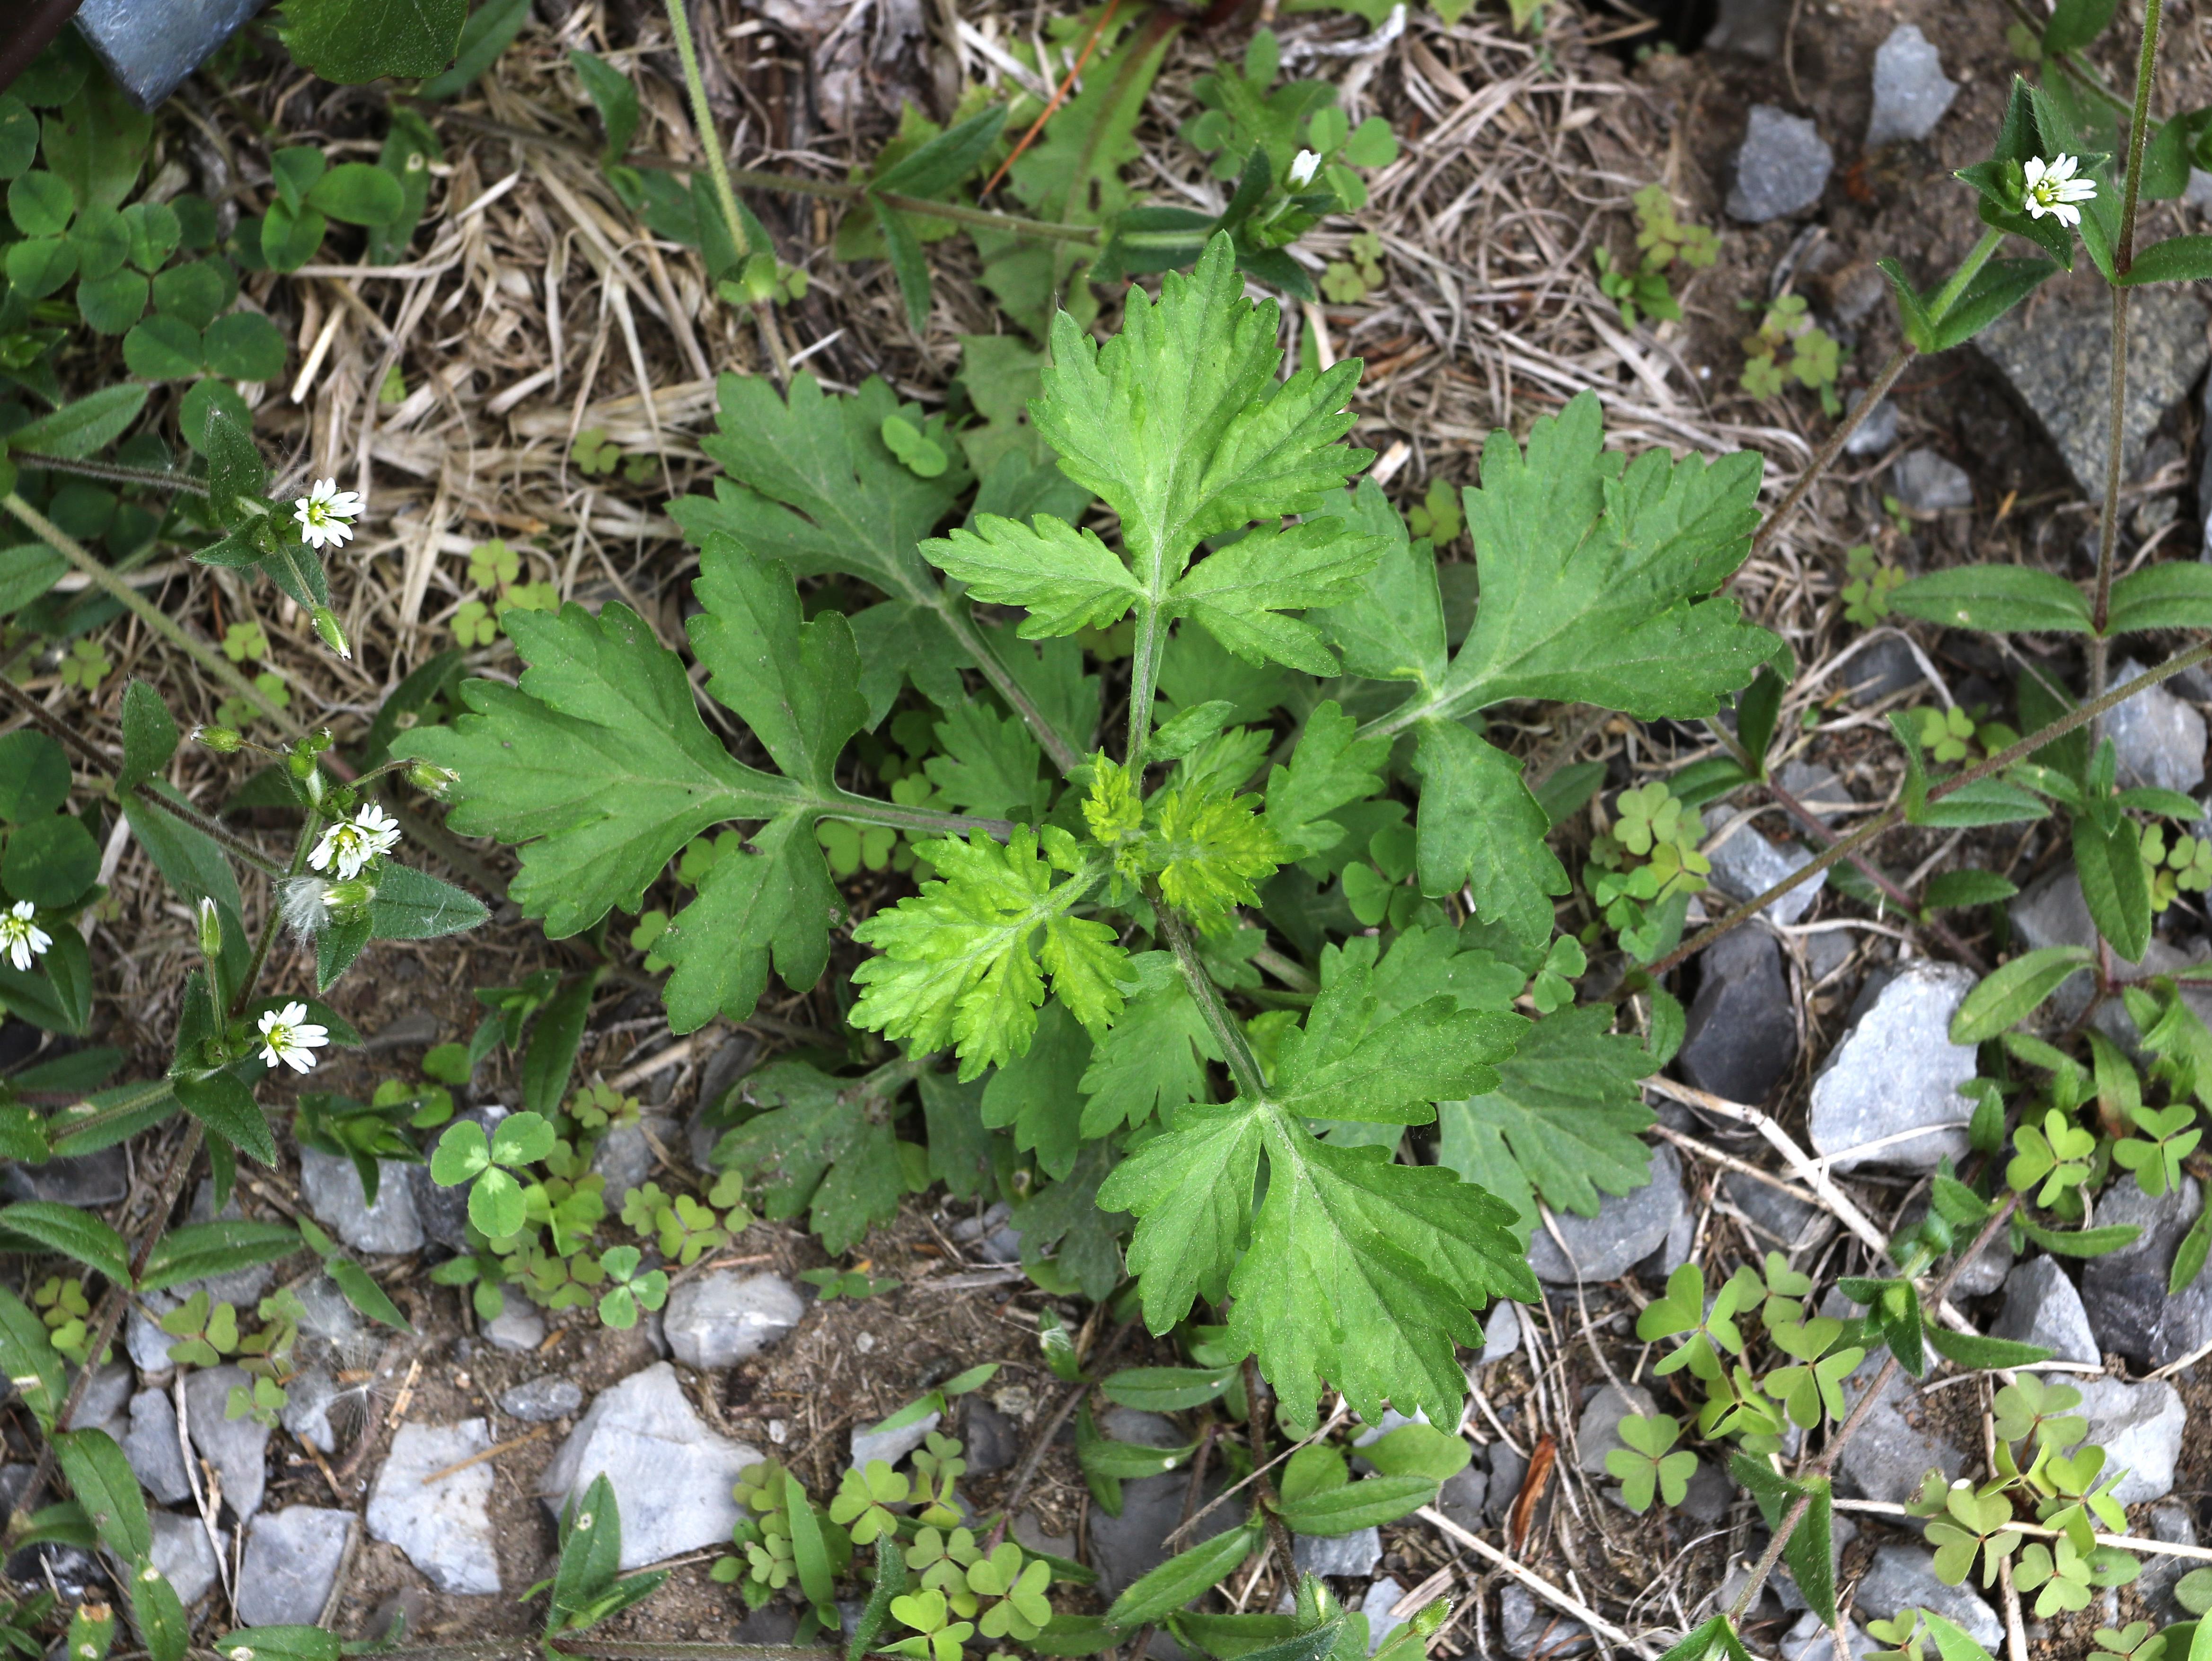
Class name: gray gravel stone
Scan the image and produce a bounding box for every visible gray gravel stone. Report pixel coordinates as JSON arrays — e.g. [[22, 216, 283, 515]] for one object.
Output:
[[1891, 449, 1973, 512], [1727, 105, 1831, 223], [485, 1306, 545, 1352], [1, 1148, 125, 1206], [74, 1361, 132, 1440], [1991, 1257, 2099, 1366], [1292, 1525, 1381, 1577], [1855, 1546, 2002, 1651], [540, 1362, 760, 1571], [1781, 1613, 1878, 1661], [282, 1368, 341, 1455], [1806, 961, 1978, 1171], [368, 1419, 501, 1594], [1978, 278, 2210, 495], [124, 1389, 193, 1505], [1678, 927, 1798, 1104], [963, 1401, 1020, 1475], [591, 1115, 679, 1209], [184, 1365, 268, 1520], [1576, 1384, 1659, 1477], [1361, 1577, 1409, 1653], [1866, 24, 1958, 148], [1722, 1168, 1823, 1252], [663, 1271, 804, 1369], [299, 1147, 425, 1255], [1088, 1408, 1238, 1599], [1527, 1144, 1683, 1284], [1701, 809, 1825, 927], [236, 1506, 353, 1626], [852, 1410, 939, 1472], [2081, 1175, 2212, 1364], [1500, 1581, 1593, 1657], [1484, 1441, 1526, 1527], [2106, 657, 2208, 796], [1843, 636, 1922, 707], [1479, 1301, 1522, 1364], [500, 1377, 584, 1422], [2071, 1376, 2185, 1504], [1835, 1364, 1966, 1504], [127, 1294, 178, 1376], [1436, 1464, 1487, 1532], [1678, 1459, 1734, 1525], [1844, 396, 1899, 459], [149, 1510, 220, 1607], [2138, 1502, 2198, 1621]]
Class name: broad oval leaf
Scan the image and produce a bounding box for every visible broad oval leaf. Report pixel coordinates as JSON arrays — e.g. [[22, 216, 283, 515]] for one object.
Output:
[[1100, 1363, 1239, 1412], [0, 1200, 129, 1284], [172, 1071, 277, 1166], [52, 1428, 151, 1559], [1921, 1325, 2053, 1370], [140, 1219, 302, 1292], [1950, 947, 2094, 1043], [1890, 566, 2091, 634], [1105, 1523, 1259, 1628], [1271, 1474, 1438, 1536]]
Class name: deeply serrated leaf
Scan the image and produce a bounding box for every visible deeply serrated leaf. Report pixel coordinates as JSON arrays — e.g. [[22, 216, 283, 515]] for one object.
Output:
[[1077, 952, 1222, 1135], [707, 1061, 908, 1254], [1264, 701, 1389, 858], [401, 602, 799, 937], [924, 513, 1143, 635], [852, 830, 1127, 1078], [1435, 1006, 1656, 1236], [1035, 235, 1371, 590], [1411, 721, 1568, 949]]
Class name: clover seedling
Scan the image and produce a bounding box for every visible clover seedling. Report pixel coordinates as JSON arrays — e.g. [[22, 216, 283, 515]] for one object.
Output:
[[595, 1245, 667, 1329], [430, 1110, 558, 1237], [1603, 1412, 1696, 1513]]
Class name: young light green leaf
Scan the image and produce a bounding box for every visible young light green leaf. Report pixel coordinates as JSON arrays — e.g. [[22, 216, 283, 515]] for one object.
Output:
[[1263, 701, 1389, 858], [852, 829, 1126, 1078], [922, 514, 1144, 636]]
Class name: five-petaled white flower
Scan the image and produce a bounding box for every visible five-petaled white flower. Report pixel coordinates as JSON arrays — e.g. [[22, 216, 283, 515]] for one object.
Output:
[[2024, 154, 2097, 228], [0, 901, 50, 973], [1287, 149, 1321, 189], [309, 802, 402, 881], [256, 1001, 329, 1074], [293, 478, 364, 552]]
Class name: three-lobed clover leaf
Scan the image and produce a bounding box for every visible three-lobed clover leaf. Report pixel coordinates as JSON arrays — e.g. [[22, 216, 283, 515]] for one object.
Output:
[[1602, 1412, 1697, 1513], [2007, 1107, 2097, 1204], [1923, 1481, 2022, 1588], [595, 1243, 668, 1329], [885, 1588, 973, 1661], [430, 1109, 556, 1237], [828, 1459, 909, 1544], [1761, 1316, 1865, 1429], [2110, 1101, 2201, 1198]]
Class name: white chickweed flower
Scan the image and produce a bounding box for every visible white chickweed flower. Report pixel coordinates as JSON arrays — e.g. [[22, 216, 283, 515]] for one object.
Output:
[[293, 477, 365, 552], [1287, 149, 1321, 189], [0, 901, 51, 973], [2023, 154, 2096, 228], [256, 1001, 329, 1074], [309, 802, 403, 881]]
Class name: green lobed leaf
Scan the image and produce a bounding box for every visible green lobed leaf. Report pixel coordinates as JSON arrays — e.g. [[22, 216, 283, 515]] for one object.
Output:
[[279, 0, 468, 81]]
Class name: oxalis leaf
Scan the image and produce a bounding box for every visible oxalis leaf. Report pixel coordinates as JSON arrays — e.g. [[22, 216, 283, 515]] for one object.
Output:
[[403, 541, 977, 1033], [1097, 960, 1533, 1426]]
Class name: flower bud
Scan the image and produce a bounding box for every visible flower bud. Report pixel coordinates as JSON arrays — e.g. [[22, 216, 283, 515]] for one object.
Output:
[[195, 897, 222, 960], [311, 606, 351, 659], [407, 761, 460, 797], [320, 878, 377, 911], [194, 725, 243, 753]]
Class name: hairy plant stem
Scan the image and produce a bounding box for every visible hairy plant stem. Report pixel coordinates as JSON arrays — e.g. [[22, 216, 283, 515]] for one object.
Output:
[[1162, 903, 1268, 1100], [0, 675, 284, 876], [1649, 640, 2212, 979], [22, 454, 210, 494], [1125, 604, 1168, 776], [1749, 343, 1917, 558], [2091, 0, 2165, 725], [231, 810, 322, 1023], [5, 493, 297, 732], [1724, 1193, 2021, 1628], [724, 167, 1105, 244], [826, 790, 1017, 842]]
